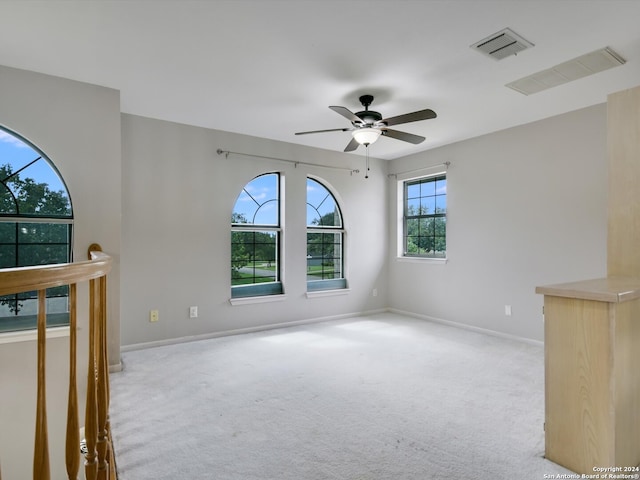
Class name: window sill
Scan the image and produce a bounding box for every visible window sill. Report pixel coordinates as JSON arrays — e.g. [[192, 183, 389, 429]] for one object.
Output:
[[0, 326, 70, 345], [396, 256, 448, 265], [229, 294, 288, 306], [306, 288, 350, 299]]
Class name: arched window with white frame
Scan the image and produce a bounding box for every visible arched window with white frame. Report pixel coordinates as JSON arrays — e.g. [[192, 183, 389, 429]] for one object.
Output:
[[0, 126, 73, 333], [231, 172, 282, 299], [306, 177, 346, 292]]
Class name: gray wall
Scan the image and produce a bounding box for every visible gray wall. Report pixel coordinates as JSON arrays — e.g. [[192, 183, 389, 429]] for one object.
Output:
[[120, 114, 388, 348], [387, 104, 608, 342], [0, 65, 121, 479]]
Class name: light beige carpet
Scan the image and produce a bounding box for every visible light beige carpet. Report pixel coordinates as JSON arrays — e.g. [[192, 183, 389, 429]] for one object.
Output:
[[110, 312, 575, 479]]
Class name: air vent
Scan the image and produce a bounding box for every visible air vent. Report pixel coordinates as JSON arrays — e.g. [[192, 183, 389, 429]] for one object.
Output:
[[506, 47, 626, 95], [471, 28, 534, 60]]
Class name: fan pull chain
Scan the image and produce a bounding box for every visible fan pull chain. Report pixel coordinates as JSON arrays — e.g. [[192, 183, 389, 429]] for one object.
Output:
[[365, 145, 370, 179]]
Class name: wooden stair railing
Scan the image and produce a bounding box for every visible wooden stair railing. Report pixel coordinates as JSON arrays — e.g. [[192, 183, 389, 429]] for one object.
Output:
[[0, 244, 115, 480]]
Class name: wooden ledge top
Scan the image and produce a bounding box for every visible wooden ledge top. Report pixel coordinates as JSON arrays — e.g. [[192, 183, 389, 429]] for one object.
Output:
[[536, 277, 640, 303]]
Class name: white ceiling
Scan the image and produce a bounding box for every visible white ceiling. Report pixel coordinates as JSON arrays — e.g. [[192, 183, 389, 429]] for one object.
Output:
[[1, 0, 640, 160]]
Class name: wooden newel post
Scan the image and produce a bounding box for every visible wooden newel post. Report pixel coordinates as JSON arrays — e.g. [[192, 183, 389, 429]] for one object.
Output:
[[536, 85, 640, 474]]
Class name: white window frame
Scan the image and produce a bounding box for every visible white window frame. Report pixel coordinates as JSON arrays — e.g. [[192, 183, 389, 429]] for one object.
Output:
[[397, 171, 447, 263]]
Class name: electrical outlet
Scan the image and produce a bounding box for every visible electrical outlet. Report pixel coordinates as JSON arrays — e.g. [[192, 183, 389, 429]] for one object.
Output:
[[189, 306, 198, 318], [372, 288, 378, 297], [149, 309, 159, 322], [505, 305, 512, 316]]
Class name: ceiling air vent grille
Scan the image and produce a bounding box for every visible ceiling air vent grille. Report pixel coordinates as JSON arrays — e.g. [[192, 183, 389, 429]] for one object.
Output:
[[506, 47, 626, 95], [471, 28, 534, 60]]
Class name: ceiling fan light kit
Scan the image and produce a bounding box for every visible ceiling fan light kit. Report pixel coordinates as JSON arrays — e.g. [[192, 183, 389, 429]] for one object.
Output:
[[352, 127, 381, 146]]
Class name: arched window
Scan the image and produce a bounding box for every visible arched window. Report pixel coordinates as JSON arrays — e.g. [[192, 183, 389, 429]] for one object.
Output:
[[231, 173, 282, 298], [306, 177, 346, 291], [0, 126, 73, 333]]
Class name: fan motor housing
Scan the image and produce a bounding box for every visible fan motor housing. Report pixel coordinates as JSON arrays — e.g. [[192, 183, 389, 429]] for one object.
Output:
[[354, 110, 383, 125]]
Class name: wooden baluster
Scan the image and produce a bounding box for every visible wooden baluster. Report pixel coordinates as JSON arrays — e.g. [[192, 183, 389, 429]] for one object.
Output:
[[65, 284, 80, 480], [84, 279, 99, 480], [34, 289, 50, 480], [105, 279, 118, 480], [100, 272, 117, 479], [96, 274, 109, 479]]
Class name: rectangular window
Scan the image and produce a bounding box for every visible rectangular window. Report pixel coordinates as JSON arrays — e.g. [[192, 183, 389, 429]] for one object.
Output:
[[403, 174, 446, 258]]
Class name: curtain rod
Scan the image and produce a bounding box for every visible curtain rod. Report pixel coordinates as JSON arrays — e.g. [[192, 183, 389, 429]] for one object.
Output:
[[387, 161, 450, 179], [217, 149, 360, 174]]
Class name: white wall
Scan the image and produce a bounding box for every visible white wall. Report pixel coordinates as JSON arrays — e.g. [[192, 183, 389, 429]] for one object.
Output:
[[0, 66, 121, 478], [387, 104, 608, 342], [120, 114, 387, 347]]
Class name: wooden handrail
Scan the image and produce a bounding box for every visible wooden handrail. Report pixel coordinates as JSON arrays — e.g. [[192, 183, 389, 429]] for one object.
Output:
[[0, 244, 114, 480], [0, 250, 111, 296]]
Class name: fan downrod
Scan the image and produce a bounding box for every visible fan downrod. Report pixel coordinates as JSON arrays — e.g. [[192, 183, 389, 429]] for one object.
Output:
[[355, 94, 382, 125]]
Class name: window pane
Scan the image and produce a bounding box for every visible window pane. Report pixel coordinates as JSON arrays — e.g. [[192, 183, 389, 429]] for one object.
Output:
[[0, 222, 16, 242], [13, 167, 71, 217], [232, 173, 278, 226], [18, 244, 68, 266], [306, 232, 323, 258], [307, 178, 342, 227], [316, 200, 339, 227], [406, 183, 420, 199], [419, 218, 434, 236], [0, 244, 15, 268], [1, 128, 71, 217], [403, 174, 447, 258], [18, 222, 71, 244], [0, 286, 70, 333], [406, 236, 419, 254], [0, 183, 17, 214], [420, 179, 436, 196], [434, 236, 446, 257], [307, 232, 342, 281], [406, 198, 420, 216], [231, 230, 278, 286], [406, 218, 419, 235], [253, 199, 279, 225], [421, 196, 436, 215]]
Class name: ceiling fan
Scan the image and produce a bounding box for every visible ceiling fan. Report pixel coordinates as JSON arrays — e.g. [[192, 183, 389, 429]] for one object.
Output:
[[295, 94, 437, 152]]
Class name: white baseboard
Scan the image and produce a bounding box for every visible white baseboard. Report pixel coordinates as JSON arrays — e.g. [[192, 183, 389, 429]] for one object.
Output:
[[118, 307, 541, 360], [388, 307, 543, 347], [109, 362, 123, 373], [119, 308, 388, 354]]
